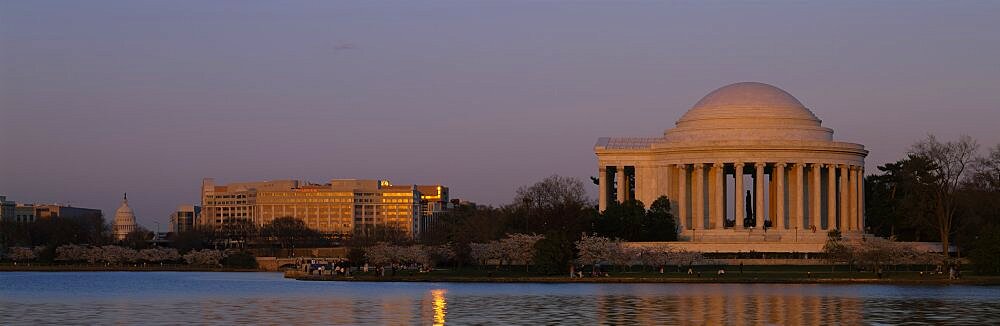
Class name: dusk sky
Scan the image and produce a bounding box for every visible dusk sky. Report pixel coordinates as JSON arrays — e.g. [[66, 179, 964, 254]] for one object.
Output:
[[2, 1, 999, 229]]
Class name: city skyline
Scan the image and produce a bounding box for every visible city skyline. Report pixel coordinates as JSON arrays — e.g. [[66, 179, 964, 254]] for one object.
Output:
[[3, 1, 1000, 228]]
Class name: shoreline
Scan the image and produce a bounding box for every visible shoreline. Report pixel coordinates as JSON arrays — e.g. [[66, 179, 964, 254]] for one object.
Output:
[[0, 265, 263, 272], [4, 266, 996, 285], [286, 271, 1000, 285]]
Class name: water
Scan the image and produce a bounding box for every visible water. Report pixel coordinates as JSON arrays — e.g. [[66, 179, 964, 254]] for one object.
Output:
[[1, 272, 998, 325]]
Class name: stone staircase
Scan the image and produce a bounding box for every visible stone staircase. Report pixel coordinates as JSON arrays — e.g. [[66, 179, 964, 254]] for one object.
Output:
[[679, 228, 846, 243]]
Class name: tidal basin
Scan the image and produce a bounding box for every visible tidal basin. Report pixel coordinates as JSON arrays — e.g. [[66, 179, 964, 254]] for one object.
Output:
[[1, 272, 999, 325]]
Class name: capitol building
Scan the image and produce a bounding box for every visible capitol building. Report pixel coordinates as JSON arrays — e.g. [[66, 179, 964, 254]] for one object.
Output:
[[595, 82, 868, 253], [113, 193, 137, 241]]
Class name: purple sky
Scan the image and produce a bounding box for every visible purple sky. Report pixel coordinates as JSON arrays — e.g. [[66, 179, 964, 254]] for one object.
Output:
[[2, 1, 999, 229]]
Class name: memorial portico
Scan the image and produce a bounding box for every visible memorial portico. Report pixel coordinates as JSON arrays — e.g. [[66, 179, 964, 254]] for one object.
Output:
[[595, 82, 868, 246]]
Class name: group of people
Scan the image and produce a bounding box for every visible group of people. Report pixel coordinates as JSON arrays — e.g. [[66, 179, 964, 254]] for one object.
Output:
[[568, 265, 610, 278], [305, 260, 351, 276]]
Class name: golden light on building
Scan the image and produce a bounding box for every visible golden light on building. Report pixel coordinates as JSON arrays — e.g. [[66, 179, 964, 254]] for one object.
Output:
[[201, 178, 438, 237]]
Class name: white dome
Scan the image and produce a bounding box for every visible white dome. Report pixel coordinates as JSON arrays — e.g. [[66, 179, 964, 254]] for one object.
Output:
[[113, 193, 137, 240], [665, 82, 833, 142], [115, 203, 134, 216]]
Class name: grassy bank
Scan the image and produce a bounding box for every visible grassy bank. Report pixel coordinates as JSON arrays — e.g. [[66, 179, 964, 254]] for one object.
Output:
[[0, 263, 262, 272], [287, 267, 1000, 285]]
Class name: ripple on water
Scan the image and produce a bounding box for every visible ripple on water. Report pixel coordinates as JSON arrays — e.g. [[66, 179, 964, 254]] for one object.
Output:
[[1, 272, 998, 325]]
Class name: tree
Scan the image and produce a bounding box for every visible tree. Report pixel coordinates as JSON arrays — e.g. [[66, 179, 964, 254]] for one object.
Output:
[[911, 134, 979, 256], [637, 246, 675, 272], [348, 225, 413, 267], [183, 249, 224, 266], [222, 251, 258, 269], [823, 230, 852, 272], [533, 231, 576, 275], [575, 234, 616, 274], [171, 229, 214, 253], [515, 175, 589, 212], [865, 155, 939, 240], [214, 218, 259, 249], [424, 244, 455, 269], [8, 247, 36, 263], [959, 145, 1000, 256], [137, 248, 180, 263], [643, 196, 678, 241], [55, 244, 88, 263], [364, 242, 395, 268], [99, 245, 137, 265], [122, 228, 153, 250], [467, 242, 490, 267], [513, 175, 593, 236], [499, 233, 544, 271], [969, 225, 1000, 274], [596, 200, 646, 241], [260, 217, 326, 257], [2, 212, 111, 260], [850, 236, 918, 273]]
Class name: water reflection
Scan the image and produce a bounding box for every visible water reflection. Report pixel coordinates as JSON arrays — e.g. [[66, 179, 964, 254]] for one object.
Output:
[[0, 272, 998, 325], [429, 289, 447, 325]]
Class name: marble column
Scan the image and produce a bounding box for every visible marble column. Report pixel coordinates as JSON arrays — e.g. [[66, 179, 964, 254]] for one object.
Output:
[[839, 164, 849, 231], [811, 163, 822, 230], [827, 164, 837, 230], [858, 166, 865, 231], [715, 162, 725, 229], [859, 167, 865, 232], [769, 171, 777, 224], [755, 162, 765, 228], [854, 167, 862, 232], [693, 164, 705, 230], [734, 162, 745, 229], [634, 166, 644, 205], [849, 166, 858, 233], [775, 163, 786, 230], [617, 166, 627, 203], [598, 166, 608, 212], [707, 164, 717, 229], [794, 163, 805, 230], [657, 165, 670, 203], [677, 164, 688, 231]]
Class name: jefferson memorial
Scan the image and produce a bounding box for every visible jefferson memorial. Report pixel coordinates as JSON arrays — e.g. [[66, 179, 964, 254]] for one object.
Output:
[[595, 82, 868, 252]]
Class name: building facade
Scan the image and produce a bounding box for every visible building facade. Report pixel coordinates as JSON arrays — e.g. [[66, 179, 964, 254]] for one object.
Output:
[[169, 205, 201, 234], [16, 204, 103, 221], [201, 178, 443, 238], [14, 205, 36, 223], [0, 196, 103, 223], [416, 185, 450, 237], [113, 194, 138, 240], [595, 82, 868, 252], [0, 196, 14, 221]]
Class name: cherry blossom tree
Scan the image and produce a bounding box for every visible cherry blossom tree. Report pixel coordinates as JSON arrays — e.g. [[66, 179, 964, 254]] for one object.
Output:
[[7, 247, 36, 264], [55, 244, 88, 263], [425, 244, 456, 269], [183, 249, 224, 266], [364, 242, 392, 267], [500, 233, 545, 271]]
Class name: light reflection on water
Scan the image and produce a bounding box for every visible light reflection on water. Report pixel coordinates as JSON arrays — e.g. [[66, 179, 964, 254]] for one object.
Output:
[[0, 272, 998, 325]]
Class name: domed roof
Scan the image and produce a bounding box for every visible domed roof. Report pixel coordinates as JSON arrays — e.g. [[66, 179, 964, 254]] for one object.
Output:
[[690, 82, 806, 111], [665, 82, 833, 142], [115, 194, 134, 215], [113, 193, 137, 240]]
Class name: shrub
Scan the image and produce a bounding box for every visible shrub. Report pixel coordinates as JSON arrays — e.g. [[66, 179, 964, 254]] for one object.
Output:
[[222, 252, 258, 269]]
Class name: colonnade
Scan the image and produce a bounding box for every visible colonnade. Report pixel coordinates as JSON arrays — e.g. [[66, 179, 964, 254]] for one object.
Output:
[[599, 162, 865, 233]]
